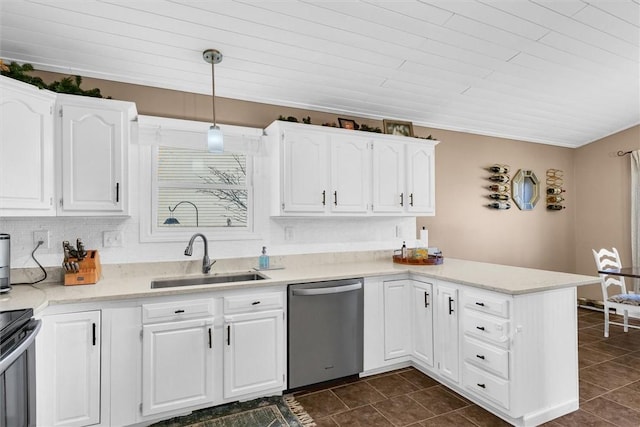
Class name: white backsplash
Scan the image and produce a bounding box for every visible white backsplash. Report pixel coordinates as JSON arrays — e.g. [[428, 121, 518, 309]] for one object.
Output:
[[1, 215, 416, 269]]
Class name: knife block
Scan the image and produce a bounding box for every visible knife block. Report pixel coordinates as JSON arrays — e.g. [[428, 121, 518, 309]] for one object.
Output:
[[64, 250, 101, 286]]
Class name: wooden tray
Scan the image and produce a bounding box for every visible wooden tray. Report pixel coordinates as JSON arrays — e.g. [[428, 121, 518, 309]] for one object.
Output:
[[393, 253, 444, 265], [64, 250, 101, 285]]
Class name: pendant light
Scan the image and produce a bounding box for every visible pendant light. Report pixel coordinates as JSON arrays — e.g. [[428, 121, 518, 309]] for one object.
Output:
[[203, 49, 223, 153]]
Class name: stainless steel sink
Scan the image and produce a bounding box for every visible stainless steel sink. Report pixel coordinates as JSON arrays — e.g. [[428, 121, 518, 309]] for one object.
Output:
[[151, 272, 267, 289]]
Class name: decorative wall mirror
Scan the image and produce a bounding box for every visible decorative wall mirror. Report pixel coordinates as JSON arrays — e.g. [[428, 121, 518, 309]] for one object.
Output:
[[511, 169, 540, 210]]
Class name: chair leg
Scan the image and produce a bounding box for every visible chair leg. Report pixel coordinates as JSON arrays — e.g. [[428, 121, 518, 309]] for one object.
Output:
[[624, 310, 629, 333], [604, 309, 610, 338]]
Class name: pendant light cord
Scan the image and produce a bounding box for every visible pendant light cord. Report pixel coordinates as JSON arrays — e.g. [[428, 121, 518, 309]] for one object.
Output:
[[211, 61, 216, 127]]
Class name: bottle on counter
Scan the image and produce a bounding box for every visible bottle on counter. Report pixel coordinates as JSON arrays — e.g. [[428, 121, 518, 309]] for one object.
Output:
[[259, 246, 270, 269], [401, 241, 407, 259]]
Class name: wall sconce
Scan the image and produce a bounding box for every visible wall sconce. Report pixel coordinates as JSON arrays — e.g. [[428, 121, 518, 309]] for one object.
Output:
[[163, 201, 199, 226]]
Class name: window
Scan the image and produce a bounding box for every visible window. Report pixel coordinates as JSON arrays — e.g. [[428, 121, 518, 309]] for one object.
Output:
[[137, 116, 263, 242], [156, 147, 249, 228]]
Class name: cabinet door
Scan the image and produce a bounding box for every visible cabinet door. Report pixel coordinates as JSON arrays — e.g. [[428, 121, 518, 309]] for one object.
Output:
[[406, 144, 435, 214], [436, 284, 459, 382], [330, 136, 370, 213], [372, 141, 404, 213], [59, 103, 126, 214], [142, 318, 215, 416], [224, 310, 284, 399], [412, 280, 434, 367], [37, 311, 101, 427], [282, 129, 329, 213], [383, 280, 411, 360], [0, 78, 55, 215]]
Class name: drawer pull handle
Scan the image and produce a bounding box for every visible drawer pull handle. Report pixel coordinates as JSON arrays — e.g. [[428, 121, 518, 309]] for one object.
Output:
[[208, 327, 212, 349], [476, 326, 485, 331], [424, 292, 430, 308], [174, 309, 185, 314], [476, 354, 485, 360], [252, 301, 261, 305], [475, 302, 485, 307], [477, 383, 486, 389], [227, 325, 231, 346], [92, 323, 97, 346], [448, 297, 454, 315]]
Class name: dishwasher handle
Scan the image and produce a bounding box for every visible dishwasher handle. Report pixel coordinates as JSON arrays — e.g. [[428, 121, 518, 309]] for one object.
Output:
[[292, 282, 362, 296]]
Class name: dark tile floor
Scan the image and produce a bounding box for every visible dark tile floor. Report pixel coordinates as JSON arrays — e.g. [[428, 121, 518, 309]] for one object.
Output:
[[293, 309, 640, 426]]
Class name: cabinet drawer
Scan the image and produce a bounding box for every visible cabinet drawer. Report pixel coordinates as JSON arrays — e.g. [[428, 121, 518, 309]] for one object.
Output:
[[224, 292, 283, 314], [463, 363, 509, 410], [463, 292, 509, 318], [462, 336, 509, 379], [142, 299, 214, 323], [463, 310, 509, 347]]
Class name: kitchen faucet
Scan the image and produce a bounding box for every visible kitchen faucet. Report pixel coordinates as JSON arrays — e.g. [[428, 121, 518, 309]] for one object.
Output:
[[184, 233, 216, 274]]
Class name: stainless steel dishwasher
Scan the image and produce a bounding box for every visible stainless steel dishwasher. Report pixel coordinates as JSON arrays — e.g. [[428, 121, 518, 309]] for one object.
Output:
[[288, 278, 363, 389]]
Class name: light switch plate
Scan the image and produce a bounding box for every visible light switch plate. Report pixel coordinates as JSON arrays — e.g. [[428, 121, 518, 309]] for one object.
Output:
[[103, 230, 123, 248]]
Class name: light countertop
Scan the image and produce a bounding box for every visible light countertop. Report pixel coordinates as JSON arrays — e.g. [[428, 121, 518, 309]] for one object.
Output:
[[1, 257, 599, 313]]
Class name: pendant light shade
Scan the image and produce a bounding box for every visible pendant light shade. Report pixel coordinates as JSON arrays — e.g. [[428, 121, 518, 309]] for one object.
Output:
[[207, 125, 224, 153], [203, 49, 223, 153]]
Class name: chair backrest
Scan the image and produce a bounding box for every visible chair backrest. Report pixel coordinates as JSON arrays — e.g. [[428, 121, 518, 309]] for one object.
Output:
[[592, 247, 627, 297]]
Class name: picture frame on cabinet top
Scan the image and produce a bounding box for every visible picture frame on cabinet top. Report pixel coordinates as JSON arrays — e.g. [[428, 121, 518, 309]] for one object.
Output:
[[338, 118, 357, 130], [383, 120, 414, 137]]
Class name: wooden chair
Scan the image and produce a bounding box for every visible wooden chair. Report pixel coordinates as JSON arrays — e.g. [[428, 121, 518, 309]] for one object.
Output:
[[592, 248, 640, 337]]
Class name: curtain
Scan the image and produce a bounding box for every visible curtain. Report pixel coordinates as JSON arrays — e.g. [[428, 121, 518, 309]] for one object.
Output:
[[632, 150, 640, 292]]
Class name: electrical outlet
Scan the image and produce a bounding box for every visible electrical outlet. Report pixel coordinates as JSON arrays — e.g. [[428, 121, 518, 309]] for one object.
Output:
[[103, 231, 123, 248], [34, 230, 50, 249], [284, 226, 294, 241]]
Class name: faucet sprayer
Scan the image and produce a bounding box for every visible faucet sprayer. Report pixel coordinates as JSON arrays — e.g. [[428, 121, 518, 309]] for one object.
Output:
[[184, 233, 216, 274]]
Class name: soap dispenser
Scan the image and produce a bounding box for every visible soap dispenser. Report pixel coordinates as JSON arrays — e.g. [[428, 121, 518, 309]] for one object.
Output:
[[259, 246, 270, 270]]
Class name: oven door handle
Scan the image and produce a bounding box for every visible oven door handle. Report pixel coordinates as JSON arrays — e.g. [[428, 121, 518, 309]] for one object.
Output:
[[0, 319, 42, 374], [292, 283, 362, 296]]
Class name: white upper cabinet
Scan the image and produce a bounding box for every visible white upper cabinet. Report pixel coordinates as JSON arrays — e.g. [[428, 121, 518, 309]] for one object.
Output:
[[0, 77, 137, 217], [281, 127, 330, 213], [372, 140, 404, 213], [0, 76, 56, 216], [266, 120, 437, 217], [57, 95, 136, 215], [330, 135, 370, 213], [406, 144, 435, 215]]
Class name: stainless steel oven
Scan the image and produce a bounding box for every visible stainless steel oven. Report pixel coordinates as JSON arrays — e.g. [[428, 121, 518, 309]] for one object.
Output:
[[0, 309, 41, 427]]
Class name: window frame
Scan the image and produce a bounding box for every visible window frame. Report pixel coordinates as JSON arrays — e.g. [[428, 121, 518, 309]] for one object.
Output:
[[138, 116, 263, 243]]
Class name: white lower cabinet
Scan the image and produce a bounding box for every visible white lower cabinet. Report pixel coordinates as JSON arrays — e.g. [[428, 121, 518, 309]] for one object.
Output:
[[141, 317, 215, 416], [37, 310, 101, 427], [367, 275, 579, 427], [223, 310, 284, 398], [140, 298, 215, 416], [435, 282, 459, 383], [383, 279, 412, 360], [411, 280, 434, 367]]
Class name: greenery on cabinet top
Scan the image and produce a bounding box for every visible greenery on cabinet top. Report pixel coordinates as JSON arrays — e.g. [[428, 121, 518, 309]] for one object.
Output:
[[0, 60, 109, 98]]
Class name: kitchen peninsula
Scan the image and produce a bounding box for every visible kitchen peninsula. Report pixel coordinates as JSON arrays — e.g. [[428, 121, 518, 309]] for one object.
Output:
[[5, 254, 598, 427]]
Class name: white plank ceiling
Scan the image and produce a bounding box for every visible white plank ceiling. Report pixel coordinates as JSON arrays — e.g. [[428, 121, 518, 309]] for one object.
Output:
[[1, 0, 638, 147]]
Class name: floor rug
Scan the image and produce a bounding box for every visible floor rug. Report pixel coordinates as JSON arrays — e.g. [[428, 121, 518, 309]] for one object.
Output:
[[150, 395, 315, 427]]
